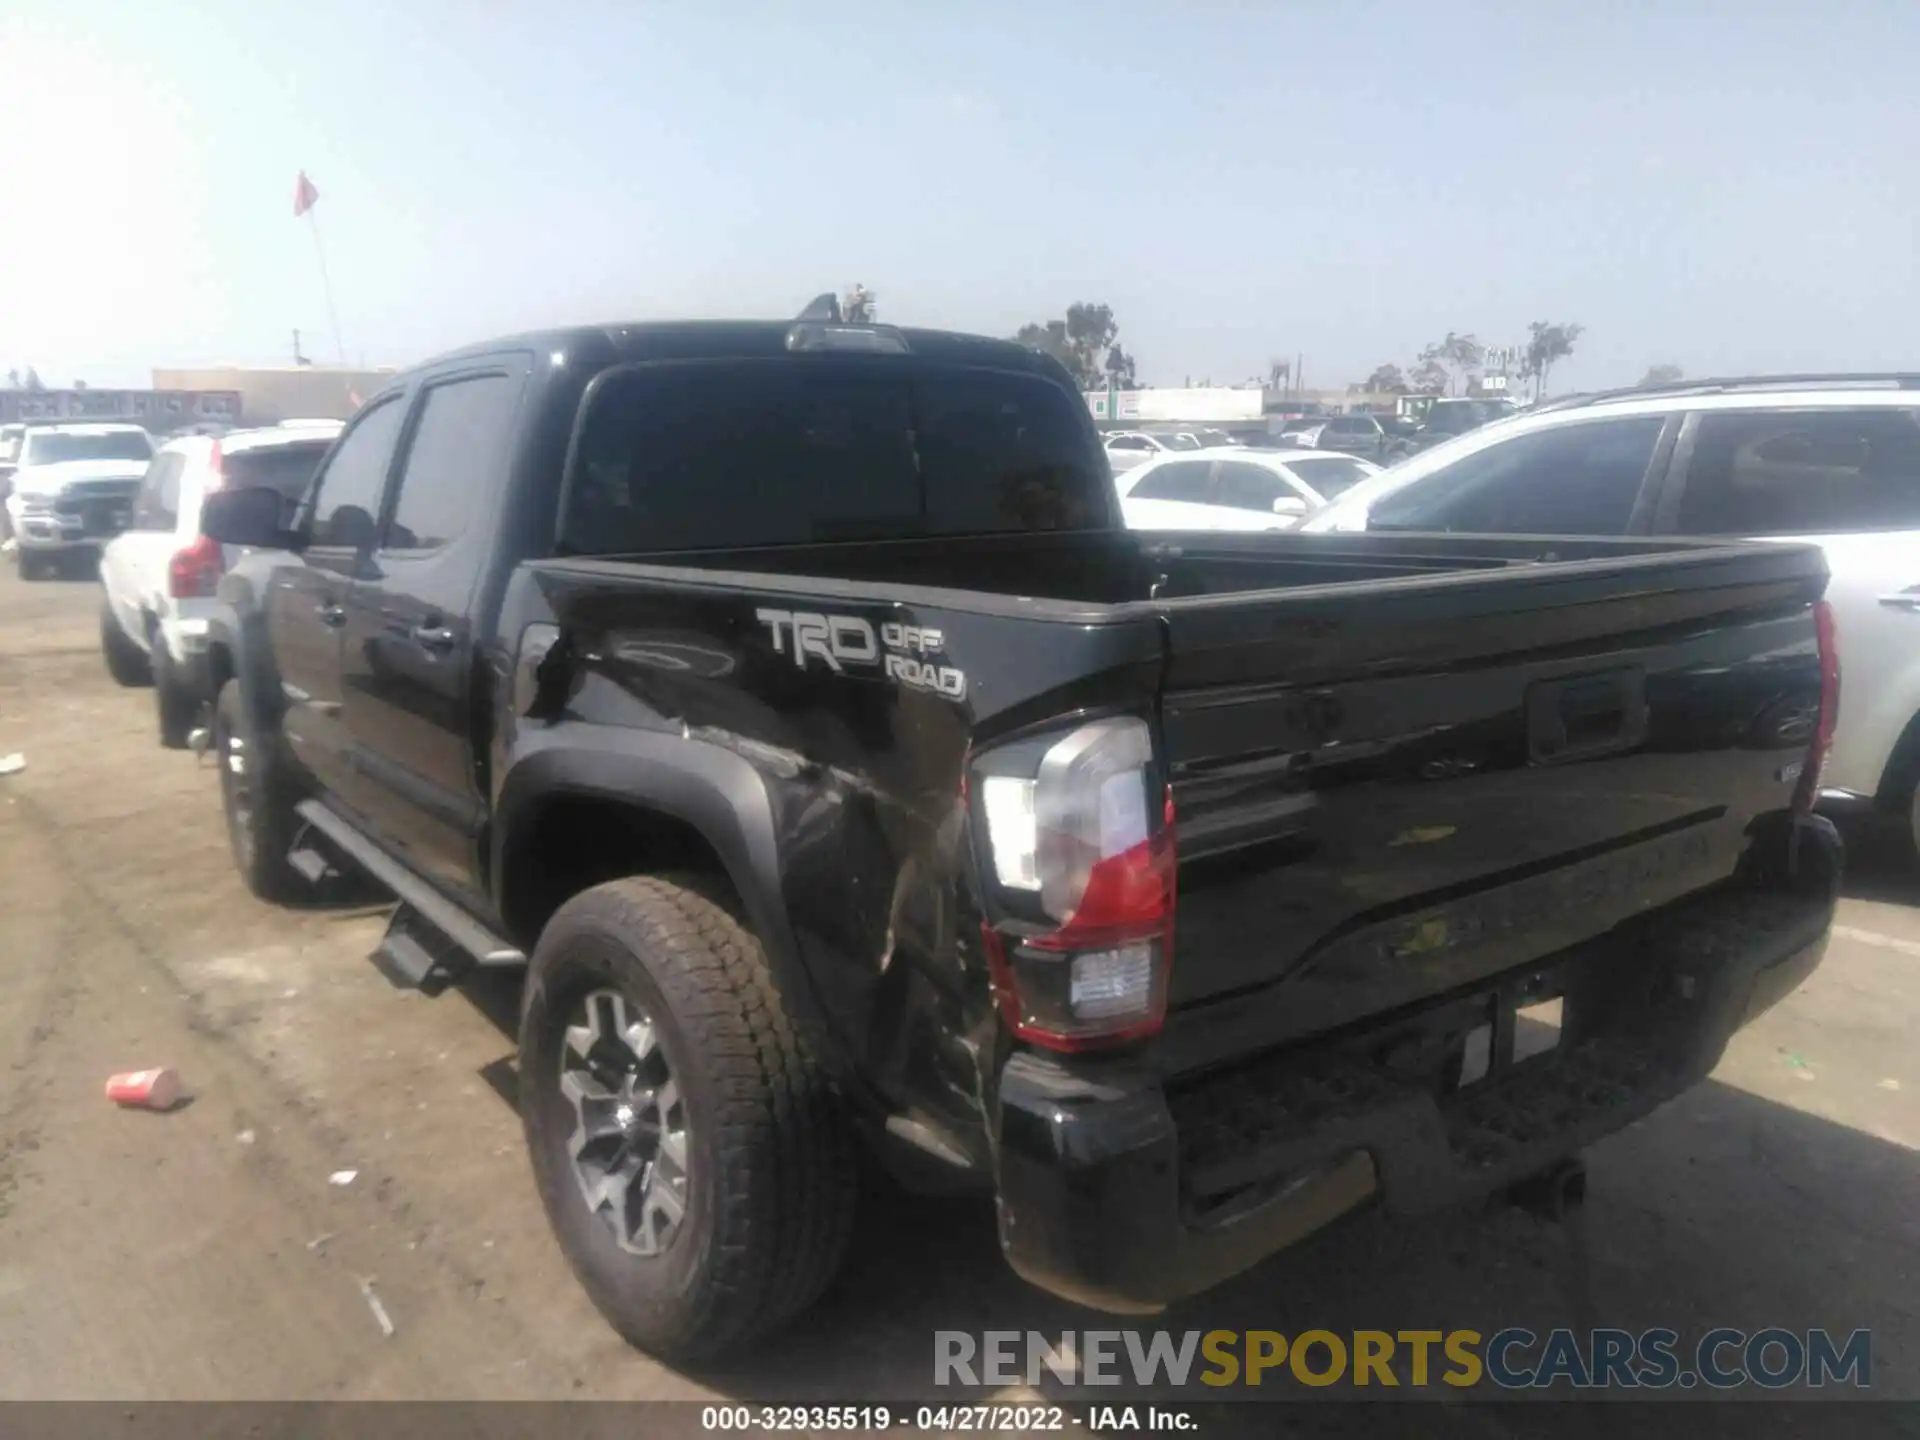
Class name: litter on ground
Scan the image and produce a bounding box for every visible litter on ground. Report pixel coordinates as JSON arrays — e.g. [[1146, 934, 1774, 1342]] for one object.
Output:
[[357, 1277, 395, 1338]]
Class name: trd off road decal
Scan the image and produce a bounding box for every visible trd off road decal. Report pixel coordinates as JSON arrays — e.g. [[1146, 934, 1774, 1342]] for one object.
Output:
[[755, 609, 967, 699]]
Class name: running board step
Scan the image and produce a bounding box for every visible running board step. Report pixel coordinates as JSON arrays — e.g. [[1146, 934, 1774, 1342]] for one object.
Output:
[[287, 843, 338, 885], [292, 799, 525, 967], [372, 912, 469, 996]]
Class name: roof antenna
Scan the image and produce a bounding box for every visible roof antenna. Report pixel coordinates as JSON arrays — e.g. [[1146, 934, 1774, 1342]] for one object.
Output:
[[796, 292, 842, 323]]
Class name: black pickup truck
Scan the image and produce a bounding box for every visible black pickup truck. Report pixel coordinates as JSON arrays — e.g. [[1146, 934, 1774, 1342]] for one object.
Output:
[[197, 312, 1843, 1362]]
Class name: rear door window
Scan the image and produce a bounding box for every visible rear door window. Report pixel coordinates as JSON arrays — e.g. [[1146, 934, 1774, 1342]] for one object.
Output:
[[1673, 408, 1920, 535], [1128, 460, 1214, 502], [224, 442, 334, 503], [1369, 416, 1665, 534], [562, 360, 1108, 553], [132, 453, 185, 531]]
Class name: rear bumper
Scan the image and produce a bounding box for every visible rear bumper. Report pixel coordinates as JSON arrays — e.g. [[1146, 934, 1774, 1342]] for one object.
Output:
[[991, 817, 1841, 1313], [161, 607, 216, 664]]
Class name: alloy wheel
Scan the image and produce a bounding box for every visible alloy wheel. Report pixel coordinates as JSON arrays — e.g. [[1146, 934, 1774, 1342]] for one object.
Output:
[[559, 987, 690, 1257]]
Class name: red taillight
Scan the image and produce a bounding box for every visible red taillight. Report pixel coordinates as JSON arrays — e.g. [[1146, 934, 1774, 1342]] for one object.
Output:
[[1794, 599, 1841, 814], [168, 534, 223, 599], [976, 718, 1176, 1052]]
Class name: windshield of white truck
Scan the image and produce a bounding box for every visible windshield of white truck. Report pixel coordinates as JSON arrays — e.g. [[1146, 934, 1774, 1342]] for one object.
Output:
[[21, 430, 156, 465], [561, 360, 1113, 552]]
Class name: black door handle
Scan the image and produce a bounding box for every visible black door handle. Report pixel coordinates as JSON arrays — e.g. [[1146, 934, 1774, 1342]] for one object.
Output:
[[411, 624, 456, 653], [317, 601, 346, 628]]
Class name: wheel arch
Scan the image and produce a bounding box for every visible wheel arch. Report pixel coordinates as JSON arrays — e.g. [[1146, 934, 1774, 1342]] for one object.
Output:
[[493, 733, 845, 1077], [1875, 707, 1920, 812]]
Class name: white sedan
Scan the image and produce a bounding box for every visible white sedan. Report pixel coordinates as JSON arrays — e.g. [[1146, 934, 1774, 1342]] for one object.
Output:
[[1115, 448, 1382, 531], [1103, 430, 1206, 473]]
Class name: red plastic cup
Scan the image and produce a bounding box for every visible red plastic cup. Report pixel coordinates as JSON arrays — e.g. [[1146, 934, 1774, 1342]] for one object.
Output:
[[105, 1067, 182, 1111]]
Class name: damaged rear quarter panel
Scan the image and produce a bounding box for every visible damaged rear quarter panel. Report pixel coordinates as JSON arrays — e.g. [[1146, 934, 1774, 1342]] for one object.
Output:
[[506, 562, 1165, 1158]]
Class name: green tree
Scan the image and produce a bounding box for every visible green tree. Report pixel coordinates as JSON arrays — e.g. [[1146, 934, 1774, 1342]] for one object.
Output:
[[1640, 362, 1684, 387], [1417, 332, 1484, 395], [1409, 358, 1450, 395], [1521, 320, 1585, 398], [1365, 363, 1409, 394], [1015, 302, 1134, 389]]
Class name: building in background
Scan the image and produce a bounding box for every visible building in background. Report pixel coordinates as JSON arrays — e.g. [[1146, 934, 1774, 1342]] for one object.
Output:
[[1084, 383, 1409, 443], [1, 386, 241, 429], [1085, 386, 1266, 426], [151, 365, 396, 425]]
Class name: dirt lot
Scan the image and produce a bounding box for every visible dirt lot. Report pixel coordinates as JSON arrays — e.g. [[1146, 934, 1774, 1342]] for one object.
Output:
[[1, 560, 1916, 1418]]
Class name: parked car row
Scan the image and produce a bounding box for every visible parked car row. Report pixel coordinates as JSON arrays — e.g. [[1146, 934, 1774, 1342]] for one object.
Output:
[[1274, 397, 1523, 462], [1115, 447, 1381, 530], [1102, 427, 1243, 470], [1104, 397, 1525, 479], [95, 421, 343, 746]]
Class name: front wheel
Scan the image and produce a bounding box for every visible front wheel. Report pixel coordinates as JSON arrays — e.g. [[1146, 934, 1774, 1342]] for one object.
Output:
[[16, 549, 47, 582], [519, 875, 856, 1361]]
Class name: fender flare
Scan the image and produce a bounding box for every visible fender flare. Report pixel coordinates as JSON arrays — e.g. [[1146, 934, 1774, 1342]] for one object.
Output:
[[493, 728, 846, 1077], [204, 595, 286, 737]]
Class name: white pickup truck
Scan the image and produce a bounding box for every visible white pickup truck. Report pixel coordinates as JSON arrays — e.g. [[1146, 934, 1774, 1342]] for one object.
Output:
[[4, 423, 157, 579], [98, 422, 340, 746]]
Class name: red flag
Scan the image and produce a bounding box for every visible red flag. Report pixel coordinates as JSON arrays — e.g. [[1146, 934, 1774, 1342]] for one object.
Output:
[[293, 170, 319, 217]]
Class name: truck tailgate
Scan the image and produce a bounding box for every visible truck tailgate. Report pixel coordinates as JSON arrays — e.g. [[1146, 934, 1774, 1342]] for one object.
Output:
[[1155, 542, 1828, 1072]]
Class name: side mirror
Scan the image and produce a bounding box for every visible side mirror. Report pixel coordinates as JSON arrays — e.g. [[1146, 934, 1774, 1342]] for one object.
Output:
[[1272, 497, 1308, 517], [201, 485, 303, 550]]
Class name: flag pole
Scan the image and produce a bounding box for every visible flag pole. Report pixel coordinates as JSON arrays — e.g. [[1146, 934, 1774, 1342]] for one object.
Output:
[[304, 208, 347, 366]]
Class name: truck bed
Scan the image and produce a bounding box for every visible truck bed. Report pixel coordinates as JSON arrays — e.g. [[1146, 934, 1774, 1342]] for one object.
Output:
[[529, 527, 1828, 1086]]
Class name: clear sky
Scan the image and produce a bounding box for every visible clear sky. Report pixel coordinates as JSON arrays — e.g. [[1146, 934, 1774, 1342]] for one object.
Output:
[[2, 0, 1914, 393]]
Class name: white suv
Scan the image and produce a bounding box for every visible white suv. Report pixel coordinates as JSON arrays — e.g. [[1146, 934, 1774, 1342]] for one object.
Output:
[[1306, 376, 1920, 853], [98, 423, 341, 746]]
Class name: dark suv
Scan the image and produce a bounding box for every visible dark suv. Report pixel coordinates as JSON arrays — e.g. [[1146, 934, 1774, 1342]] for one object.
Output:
[[1312, 413, 1389, 460]]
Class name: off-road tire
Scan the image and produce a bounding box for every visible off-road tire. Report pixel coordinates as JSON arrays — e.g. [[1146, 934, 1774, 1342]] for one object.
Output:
[[519, 874, 856, 1361], [100, 598, 152, 687], [213, 678, 307, 902], [16, 549, 47, 581]]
